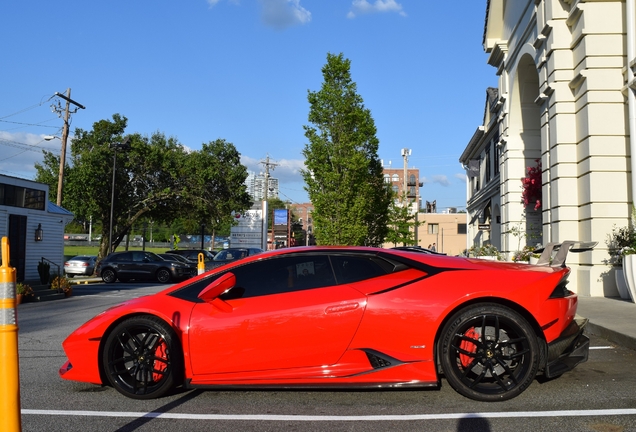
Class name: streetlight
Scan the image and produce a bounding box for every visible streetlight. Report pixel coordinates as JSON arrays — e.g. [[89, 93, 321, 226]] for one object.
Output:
[[108, 137, 131, 255]]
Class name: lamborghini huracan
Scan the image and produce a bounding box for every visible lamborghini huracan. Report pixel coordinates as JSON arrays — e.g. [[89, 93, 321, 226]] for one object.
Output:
[[59, 243, 591, 402]]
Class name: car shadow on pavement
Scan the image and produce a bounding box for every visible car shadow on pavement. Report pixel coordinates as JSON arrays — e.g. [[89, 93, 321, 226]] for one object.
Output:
[[113, 389, 204, 432]]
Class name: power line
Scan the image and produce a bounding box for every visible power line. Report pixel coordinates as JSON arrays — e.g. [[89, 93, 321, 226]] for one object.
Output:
[[0, 137, 60, 156], [0, 119, 59, 129], [0, 95, 54, 120]]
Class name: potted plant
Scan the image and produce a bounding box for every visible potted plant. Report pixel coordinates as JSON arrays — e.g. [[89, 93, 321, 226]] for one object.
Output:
[[16, 282, 34, 304], [607, 223, 636, 301], [37, 259, 50, 285], [50, 276, 72, 297], [468, 244, 502, 261], [512, 245, 541, 263]]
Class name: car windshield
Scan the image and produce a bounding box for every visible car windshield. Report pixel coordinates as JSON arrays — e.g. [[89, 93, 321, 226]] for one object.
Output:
[[160, 254, 189, 263], [214, 249, 247, 261], [142, 252, 164, 262]]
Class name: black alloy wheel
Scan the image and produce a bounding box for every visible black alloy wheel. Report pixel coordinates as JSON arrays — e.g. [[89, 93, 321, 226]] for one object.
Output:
[[439, 303, 539, 402], [156, 268, 171, 283], [102, 316, 182, 399], [101, 268, 117, 284]]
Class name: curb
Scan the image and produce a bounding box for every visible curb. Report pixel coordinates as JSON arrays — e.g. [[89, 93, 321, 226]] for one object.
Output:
[[69, 278, 102, 285], [586, 321, 636, 352]]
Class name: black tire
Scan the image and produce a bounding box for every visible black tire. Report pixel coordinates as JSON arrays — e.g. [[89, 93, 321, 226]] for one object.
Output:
[[101, 316, 182, 399], [438, 303, 539, 402], [66, 274, 75, 278], [101, 268, 117, 284], [156, 268, 171, 283]]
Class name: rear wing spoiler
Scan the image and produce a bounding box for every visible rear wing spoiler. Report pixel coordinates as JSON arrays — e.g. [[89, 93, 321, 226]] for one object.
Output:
[[534, 241, 598, 267]]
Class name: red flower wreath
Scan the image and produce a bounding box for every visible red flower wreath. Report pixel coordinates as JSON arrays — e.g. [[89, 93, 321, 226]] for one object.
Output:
[[521, 159, 542, 210]]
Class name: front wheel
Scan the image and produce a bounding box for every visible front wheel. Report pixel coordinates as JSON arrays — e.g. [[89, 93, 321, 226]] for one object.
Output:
[[101, 316, 182, 399], [156, 268, 171, 283], [438, 303, 539, 402]]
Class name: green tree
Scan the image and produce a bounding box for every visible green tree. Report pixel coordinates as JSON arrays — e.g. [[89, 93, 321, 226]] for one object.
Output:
[[36, 114, 252, 259], [385, 193, 421, 246], [302, 53, 391, 246]]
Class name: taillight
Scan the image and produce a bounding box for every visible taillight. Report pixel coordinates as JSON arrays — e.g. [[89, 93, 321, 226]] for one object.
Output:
[[549, 276, 572, 298]]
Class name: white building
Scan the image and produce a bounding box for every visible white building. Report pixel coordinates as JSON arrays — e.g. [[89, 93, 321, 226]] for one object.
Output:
[[246, 173, 279, 201], [465, 0, 635, 297], [0, 175, 73, 282]]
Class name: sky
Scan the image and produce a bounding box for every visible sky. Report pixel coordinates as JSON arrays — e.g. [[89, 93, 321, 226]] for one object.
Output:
[[0, 0, 496, 210]]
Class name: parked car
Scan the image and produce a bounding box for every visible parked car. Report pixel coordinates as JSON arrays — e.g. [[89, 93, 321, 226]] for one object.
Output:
[[96, 251, 193, 284], [158, 253, 197, 276], [207, 247, 263, 269], [61, 242, 592, 401], [63, 255, 97, 278], [164, 249, 216, 263]]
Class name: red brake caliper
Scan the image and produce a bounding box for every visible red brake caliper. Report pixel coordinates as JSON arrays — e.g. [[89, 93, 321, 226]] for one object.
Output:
[[459, 328, 479, 368], [152, 341, 168, 381]]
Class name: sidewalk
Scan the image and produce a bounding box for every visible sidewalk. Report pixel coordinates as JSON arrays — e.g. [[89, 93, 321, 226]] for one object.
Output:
[[577, 296, 636, 351]]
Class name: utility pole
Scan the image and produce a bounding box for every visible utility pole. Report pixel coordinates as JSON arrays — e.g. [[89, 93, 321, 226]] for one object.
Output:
[[259, 155, 279, 201], [51, 89, 85, 207], [401, 148, 411, 200]]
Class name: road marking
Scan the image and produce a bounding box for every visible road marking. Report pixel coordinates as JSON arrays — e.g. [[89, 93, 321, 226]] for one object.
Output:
[[21, 408, 636, 421], [589, 346, 614, 350]]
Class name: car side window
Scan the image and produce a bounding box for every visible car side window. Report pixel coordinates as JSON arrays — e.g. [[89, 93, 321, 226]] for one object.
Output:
[[330, 255, 389, 284], [222, 255, 335, 300], [112, 252, 132, 262], [131, 252, 145, 262]]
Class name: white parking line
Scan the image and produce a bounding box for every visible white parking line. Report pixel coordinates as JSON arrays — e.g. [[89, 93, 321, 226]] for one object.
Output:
[[589, 346, 614, 350], [21, 408, 636, 421]]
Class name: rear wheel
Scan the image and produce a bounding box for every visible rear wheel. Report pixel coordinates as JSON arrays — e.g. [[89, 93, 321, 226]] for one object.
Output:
[[101, 269, 117, 284], [102, 316, 181, 399], [438, 303, 539, 402]]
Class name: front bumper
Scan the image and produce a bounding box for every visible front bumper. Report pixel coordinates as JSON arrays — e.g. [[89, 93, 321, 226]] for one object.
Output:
[[544, 317, 589, 379]]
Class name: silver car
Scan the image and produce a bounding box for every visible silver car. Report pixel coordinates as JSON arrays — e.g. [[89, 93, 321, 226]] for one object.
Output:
[[64, 255, 97, 278]]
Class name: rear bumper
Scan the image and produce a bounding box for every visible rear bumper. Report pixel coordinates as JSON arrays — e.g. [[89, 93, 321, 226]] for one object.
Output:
[[544, 317, 589, 379]]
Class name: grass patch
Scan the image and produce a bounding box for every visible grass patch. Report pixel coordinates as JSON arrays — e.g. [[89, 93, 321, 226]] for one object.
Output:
[[64, 245, 168, 257]]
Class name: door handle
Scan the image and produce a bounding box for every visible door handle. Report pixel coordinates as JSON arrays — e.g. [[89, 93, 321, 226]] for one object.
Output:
[[325, 303, 359, 314]]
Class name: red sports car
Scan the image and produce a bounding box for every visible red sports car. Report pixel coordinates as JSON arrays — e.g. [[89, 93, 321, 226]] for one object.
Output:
[[59, 243, 591, 402]]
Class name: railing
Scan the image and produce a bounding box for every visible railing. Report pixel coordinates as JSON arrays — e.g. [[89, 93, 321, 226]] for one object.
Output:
[[41, 257, 61, 281]]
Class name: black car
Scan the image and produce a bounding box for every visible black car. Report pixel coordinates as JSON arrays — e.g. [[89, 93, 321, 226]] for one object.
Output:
[[164, 249, 216, 263], [158, 253, 198, 276], [208, 247, 264, 269], [96, 251, 193, 283]]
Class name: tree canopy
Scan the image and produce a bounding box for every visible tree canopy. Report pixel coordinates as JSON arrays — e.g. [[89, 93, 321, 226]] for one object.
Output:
[[384, 193, 421, 246], [302, 53, 391, 246], [35, 114, 252, 258]]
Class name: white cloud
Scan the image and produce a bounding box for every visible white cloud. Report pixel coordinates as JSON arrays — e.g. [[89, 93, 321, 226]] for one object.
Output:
[[0, 131, 62, 180], [431, 175, 450, 187], [241, 154, 305, 183], [454, 172, 466, 183], [347, 0, 406, 19], [259, 0, 311, 29]]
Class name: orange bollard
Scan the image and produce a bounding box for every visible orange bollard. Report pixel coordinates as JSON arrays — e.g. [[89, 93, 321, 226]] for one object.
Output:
[[197, 252, 205, 275], [0, 237, 22, 431]]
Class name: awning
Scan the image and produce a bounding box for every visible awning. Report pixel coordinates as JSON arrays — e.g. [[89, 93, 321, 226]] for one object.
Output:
[[469, 199, 491, 224]]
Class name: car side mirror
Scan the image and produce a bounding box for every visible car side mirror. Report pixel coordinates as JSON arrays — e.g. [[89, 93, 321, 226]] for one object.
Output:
[[198, 272, 236, 312]]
